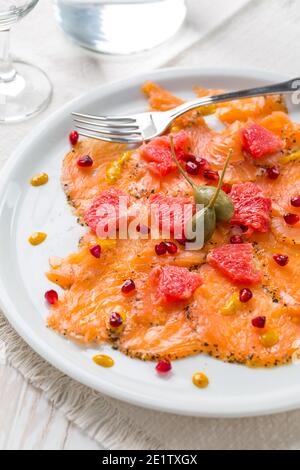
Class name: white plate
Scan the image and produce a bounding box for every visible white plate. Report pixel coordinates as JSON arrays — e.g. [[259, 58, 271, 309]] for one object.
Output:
[[1, 67, 300, 418]]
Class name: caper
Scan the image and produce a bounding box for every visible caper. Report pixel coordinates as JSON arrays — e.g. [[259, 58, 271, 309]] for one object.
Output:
[[194, 186, 234, 222], [169, 136, 233, 245], [186, 206, 216, 243]]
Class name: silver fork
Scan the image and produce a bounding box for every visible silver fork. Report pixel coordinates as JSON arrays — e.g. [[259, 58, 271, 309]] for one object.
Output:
[[72, 78, 300, 144]]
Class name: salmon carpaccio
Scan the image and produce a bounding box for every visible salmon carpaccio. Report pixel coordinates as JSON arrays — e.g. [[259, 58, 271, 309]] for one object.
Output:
[[47, 82, 300, 367]]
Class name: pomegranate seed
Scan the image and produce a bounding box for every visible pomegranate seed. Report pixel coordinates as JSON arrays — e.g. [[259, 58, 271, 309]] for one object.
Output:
[[45, 290, 58, 305], [284, 213, 300, 225], [176, 238, 186, 246], [239, 288, 253, 303], [230, 235, 243, 244], [109, 312, 123, 328], [77, 155, 93, 168], [69, 131, 79, 146], [196, 157, 208, 171], [166, 241, 178, 254], [181, 153, 196, 163], [252, 316, 266, 329], [155, 242, 167, 255], [222, 183, 232, 194], [291, 196, 300, 208], [204, 169, 219, 181], [90, 244, 101, 258], [197, 157, 208, 165], [156, 359, 172, 374], [266, 166, 280, 180], [121, 279, 136, 294], [273, 254, 289, 267], [186, 160, 200, 175]]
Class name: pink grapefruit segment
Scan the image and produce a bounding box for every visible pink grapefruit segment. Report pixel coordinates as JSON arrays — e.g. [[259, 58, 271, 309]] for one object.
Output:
[[241, 123, 284, 160], [149, 265, 202, 304], [230, 182, 272, 237], [139, 131, 190, 178], [207, 243, 261, 285]]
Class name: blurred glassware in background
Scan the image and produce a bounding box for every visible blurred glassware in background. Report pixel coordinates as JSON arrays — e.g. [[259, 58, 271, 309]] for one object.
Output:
[[0, 0, 52, 123], [54, 0, 187, 55]]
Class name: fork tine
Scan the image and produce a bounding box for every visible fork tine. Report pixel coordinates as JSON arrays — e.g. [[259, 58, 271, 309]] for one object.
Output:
[[75, 123, 142, 137], [73, 117, 139, 130], [0, 11, 17, 18], [77, 130, 141, 144], [0, 17, 17, 27], [72, 112, 137, 124]]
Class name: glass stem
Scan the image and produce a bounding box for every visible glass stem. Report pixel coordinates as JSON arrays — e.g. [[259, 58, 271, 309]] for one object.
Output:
[[0, 29, 17, 83]]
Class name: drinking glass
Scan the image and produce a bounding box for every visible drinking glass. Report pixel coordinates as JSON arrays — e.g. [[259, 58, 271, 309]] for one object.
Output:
[[54, 0, 187, 55], [0, 1, 52, 123]]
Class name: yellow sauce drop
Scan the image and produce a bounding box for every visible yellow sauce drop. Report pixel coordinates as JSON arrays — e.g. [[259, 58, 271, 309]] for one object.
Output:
[[28, 232, 47, 246], [195, 104, 217, 117], [92, 354, 114, 368], [170, 125, 181, 133], [96, 238, 116, 250], [106, 151, 132, 184], [119, 311, 127, 322], [192, 372, 209, 389], [260, 329, 279, 348], [221, 292, 241, 316], [30, 172, 49, 187], [279, 151, 300, 164]]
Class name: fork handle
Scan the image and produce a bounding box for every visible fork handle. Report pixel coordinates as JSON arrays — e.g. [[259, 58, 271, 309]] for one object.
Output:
[[168, 78, 300, 120]]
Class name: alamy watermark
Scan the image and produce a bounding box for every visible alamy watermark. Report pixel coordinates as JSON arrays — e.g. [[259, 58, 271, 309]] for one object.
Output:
[[291, 79, 300, 105], [94, 198, 205, 250]]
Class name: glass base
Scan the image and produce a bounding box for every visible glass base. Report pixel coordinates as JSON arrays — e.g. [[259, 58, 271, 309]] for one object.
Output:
[[0, 61, 52, 123]]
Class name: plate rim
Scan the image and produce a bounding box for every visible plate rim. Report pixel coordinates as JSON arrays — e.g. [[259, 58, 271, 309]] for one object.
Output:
[[1, 66, 299, 418]]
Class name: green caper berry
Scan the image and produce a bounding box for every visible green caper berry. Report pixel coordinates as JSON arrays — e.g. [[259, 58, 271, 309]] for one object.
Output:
[[194, 186, 234, 222], [203, 207, 217, 242], [186, 206, 216, 243], [169, 136, 233, 244]]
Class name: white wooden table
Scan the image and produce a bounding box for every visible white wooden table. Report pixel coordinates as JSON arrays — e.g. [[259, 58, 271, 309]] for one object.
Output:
[[1, 0, 299, 450]]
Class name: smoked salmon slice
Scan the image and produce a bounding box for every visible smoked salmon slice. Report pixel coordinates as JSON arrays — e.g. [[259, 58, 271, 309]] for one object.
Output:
[[47, 235, 205, 359], [251, 232, 300, 304], [194, 85, 287, 124], [259, 111, 300, 154], [194, 264, 300, 367], [142, 81, 206, 129], [46, 81, 300, 368]]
